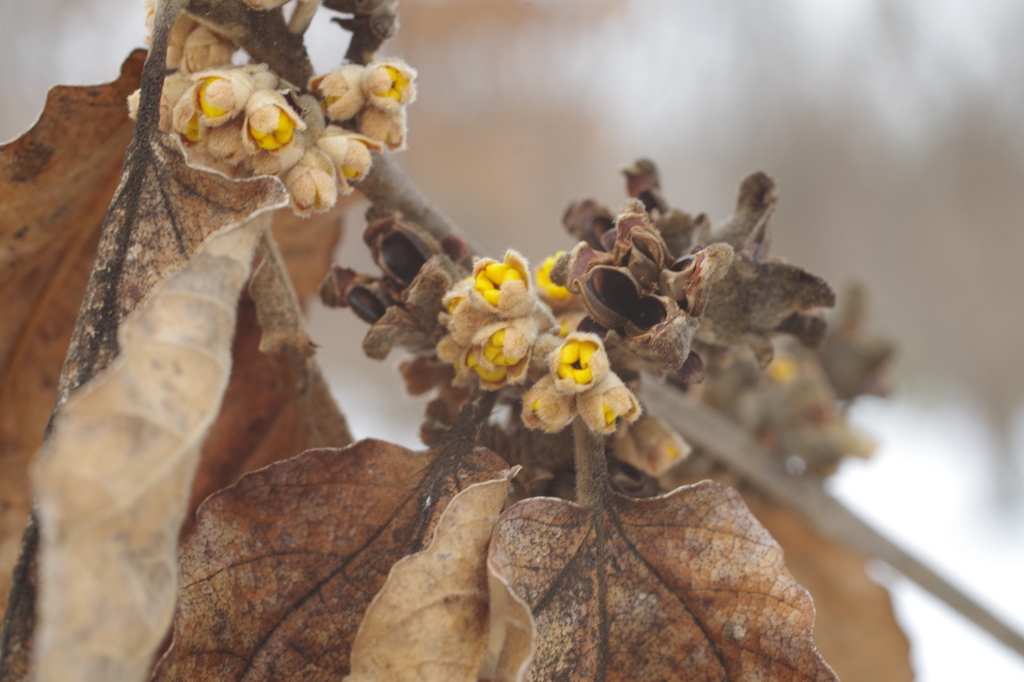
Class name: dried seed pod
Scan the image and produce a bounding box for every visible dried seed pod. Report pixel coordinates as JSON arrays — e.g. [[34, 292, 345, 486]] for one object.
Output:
[[182, 25, 235, 73], [363, 214, 442, 288], [283, 148, 337, 215], [357, 106, 407, 150], [318, 267, 394, 324], [362, 59, 417, 111], [310, 65, 367, 122], [243, 89, 306, 154], [576, 372, 641, 434], [658, 242, 734, 315], [563, 199, 615, 251], [711, 171, 777, 254]]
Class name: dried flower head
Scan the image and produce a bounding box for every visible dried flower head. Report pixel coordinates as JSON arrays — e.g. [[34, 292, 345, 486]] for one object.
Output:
[[362, 59, 417, 111], [243, 90, 305, 153], [283, 149, 337, 215], [310, 65, 367, 122]]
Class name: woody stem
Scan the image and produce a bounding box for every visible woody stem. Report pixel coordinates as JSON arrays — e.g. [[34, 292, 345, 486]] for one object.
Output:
[[573, 418, 610, 509]]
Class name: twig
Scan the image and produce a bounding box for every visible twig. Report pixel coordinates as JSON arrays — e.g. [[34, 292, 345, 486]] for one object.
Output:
[[331, 0, 398, 66], [357, 153, 487, 259], [640, 379, 1024, 660], [573, 419, 610, 509]]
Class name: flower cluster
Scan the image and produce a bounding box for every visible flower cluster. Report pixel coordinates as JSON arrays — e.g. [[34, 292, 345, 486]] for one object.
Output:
[[521, 332, 641, 435], [131, 10, 417, 216], [437, 251, 557, 390]]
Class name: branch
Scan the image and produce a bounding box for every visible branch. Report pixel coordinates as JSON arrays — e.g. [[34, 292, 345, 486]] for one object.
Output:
[[640, 379, 1024, 661], [185, 0, 314, 88], [357, 152, 487, 259]]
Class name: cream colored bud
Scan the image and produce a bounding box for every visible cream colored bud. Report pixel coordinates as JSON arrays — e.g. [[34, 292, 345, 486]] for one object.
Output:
[[310, 65, 367, 121], [577, 373, 641, 434], [247, 141, 306, 176], [522, 376, 576, 433], [613, 415, 690, 477], [204, 118, 248, 163], [189, 68, 255, 126], [158, 73, 193, 131], [315, 126, 382, 193], [127, 90, 140, 121], [358, 106, 407, 151], [171, 84, 204, 144], [362, 59, 417, 111], [166, 14, 199, 69], [243, 89, 306, 154], [182, 25, 236, 73], [284, 149, 338, 215]]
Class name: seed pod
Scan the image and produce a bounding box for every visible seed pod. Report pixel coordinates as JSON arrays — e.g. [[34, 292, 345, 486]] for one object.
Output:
[[563, 199, 615, 250], [363, 214, 442, 288]]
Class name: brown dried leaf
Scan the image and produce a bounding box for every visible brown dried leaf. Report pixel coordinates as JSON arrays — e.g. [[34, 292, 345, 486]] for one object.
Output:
[[489, 480, 838, 681], [32, 209, 284, 682], [154, 399, 509, 681], [743, 494, 913, 682], [479, 564, 536, 682], [345, 472, 516, 682], [270, 200, 352, 301], [0, 50, 146, 615]]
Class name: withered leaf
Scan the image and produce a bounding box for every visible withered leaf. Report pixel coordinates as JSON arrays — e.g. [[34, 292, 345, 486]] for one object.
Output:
[[32, 211, 283, 682], [345, 472, 517, 682], [489, 480, 838, 681], [0, 50, 145, 615], [154, 398, 509, 681], [743, 494, 913, 682], [480, 563, 536, 682]]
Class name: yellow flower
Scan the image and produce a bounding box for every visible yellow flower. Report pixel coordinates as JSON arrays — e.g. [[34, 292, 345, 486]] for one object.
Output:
[[767, 356, 799, 384], [198, 77, 229, 118], [466, 350, 507, 383], [475, 261, 523, 307], [536, 252, 571, 301], [556, 339, 598, 386], [363, 59, 417, 111], [243, 90, 305, 154]]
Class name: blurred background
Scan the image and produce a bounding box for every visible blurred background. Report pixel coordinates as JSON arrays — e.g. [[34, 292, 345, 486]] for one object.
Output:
[[3, 0, 1023, 679]]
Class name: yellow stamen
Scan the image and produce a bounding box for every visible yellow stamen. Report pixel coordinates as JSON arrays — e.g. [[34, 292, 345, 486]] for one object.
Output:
[[342, 166, 360, 179], [768, 357, 799, 384], [447, 297, 464, 313], [559, 321, 569, 337], [475, 259, 525, 307], [573, 368, 593, 384], [602, 404, 617, 425], [251, 108, 294, 151], [557, 364, 574, 381], [536, 253, 571, 300], [381, 66, 410, 101], [198, 77, 228, 118], [532, 398, 542, 411], [561, 342, 580, 365], [557, 339, 599, 385], [185, 112, 201, 142]]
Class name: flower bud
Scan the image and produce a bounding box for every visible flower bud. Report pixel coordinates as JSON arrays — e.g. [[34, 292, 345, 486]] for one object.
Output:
[[315, 126, 382, 192], [469, 251, 534, 318], [613, 414, 690, 477], [549, 332, 610, 395], [190, 69, 255, 127], [577, 373, 641, 434], [310, 65, 367, 121], [239, 0, 290, 8], [358, 106, 407, 150], [182, 25, 235, 73], [284, 149, 338, 215], [521, 376, 576, 433], [362, 59, 417, 111], [166, 14, 199, 69], [247, 143, 305, 176], [204, 118, 247, 163], [243, 90, 306, 153], [171, 85, 204, 144]]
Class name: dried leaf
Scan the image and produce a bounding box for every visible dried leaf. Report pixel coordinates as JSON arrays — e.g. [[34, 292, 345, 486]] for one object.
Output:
[[154, 399, 508, 681], [270, 201, 351, 300], [345, 472, 516, 682], [489, 480, 837, 681], [743, 494, 913, 682], [32, 208, 284, 682], [0, 50, 145, 615], [479, 564, 536, 682]]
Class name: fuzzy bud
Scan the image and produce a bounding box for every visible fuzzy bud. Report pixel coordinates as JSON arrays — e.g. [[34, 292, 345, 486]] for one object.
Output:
[[316, 126, 382, 192], [469, 250, 534, 319], [549, 332, 610, 394], [358, 106, 407, 150], [189, 69, 255, 127], [166, 14, 198, 69], [362, 59, 417, 111], [171, 84, 204, 144], [204, 118, 248, 163], [182, 25, 235, 73], [243, 90, 306, 153], [310, 65, 367, 121], [247, 143, 305, 176], [284, 148, 338, 215], [577, 373, 641, 434], [521, 376, 576, 433]]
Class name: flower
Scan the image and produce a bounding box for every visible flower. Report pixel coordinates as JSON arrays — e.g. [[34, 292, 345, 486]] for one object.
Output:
[[182, 25, 235, 73], [358, 106, 407, 150], [243, 90, 305, 153], [310, 65, 367, 121], [189, 69, 255, 127], [536, 252, 572, 303], [549, 332, 609, 394], [576, 373, 641, 434], [316, 126, 382, 192], [283, 149, 337, 215], [363, 59, 417, 111], [468, 251, 533, 318]]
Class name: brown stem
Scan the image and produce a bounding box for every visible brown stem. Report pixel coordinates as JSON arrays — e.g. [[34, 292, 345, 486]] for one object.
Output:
[[641, 379, 1024, 661], [358, 153, 486, 261], [332, 0, 398, 66], [573, 418, 610, 509], [185, 0, 314, 88]]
